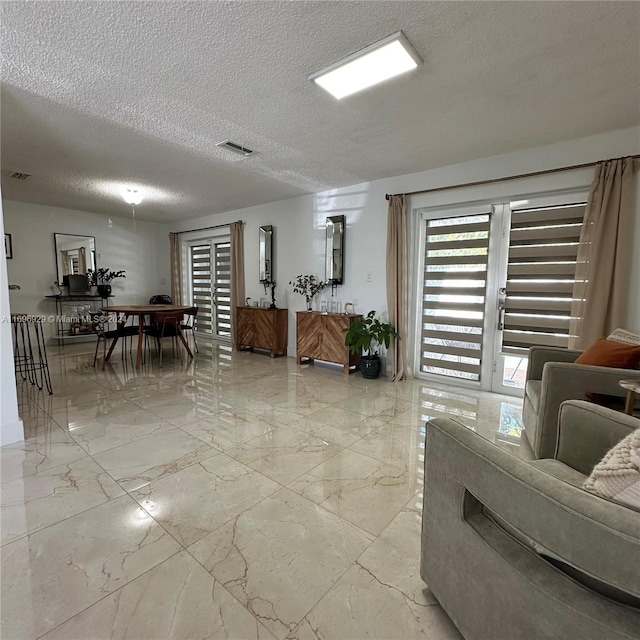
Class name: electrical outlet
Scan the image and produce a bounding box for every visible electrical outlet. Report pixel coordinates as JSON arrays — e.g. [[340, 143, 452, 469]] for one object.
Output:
[[365, 270, 373, 282], [160, 278, 167, 285]]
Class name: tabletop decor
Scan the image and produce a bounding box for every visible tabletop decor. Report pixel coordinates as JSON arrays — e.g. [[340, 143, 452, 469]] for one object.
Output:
[[269, 281, 277, 309], [289, 274, 327, 311], [88, 268, 126, 297]]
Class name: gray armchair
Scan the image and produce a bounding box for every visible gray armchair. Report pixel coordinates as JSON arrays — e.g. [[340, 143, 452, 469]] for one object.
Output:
[[421, 401, 640, 640], [522, 345, 640, 459]]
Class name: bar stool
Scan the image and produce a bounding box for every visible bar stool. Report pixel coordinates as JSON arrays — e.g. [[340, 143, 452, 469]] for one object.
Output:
[[12, 314, 53, 394]]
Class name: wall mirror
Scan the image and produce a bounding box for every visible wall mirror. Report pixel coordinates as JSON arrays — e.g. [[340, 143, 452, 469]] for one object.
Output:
[[259, 225, 273, 283], [54, 233, 96, 284], [325, 215, 345, 284]]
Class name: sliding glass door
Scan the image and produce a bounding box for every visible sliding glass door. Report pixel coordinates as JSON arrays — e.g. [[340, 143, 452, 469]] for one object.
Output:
[[188, 237, 232, 341], [416, 194, 587, 395]]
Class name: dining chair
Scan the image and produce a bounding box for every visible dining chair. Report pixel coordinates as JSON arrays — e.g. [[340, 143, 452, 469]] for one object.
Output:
[[144, 310, 184, 367], [180, 306, 199, 353], [92, 314, 139, 369]]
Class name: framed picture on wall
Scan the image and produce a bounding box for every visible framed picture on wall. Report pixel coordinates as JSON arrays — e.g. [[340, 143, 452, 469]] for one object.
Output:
[[4, 233, 13, 259]]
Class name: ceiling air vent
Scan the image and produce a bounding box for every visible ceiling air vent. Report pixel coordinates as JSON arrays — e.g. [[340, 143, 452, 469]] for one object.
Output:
[[216, 140, 254, 157], [8, 171, 31, 180]]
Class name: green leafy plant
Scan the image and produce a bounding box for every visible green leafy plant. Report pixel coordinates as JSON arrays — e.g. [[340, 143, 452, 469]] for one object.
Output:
[[343, 310, 400, 357], [103, 270, 126, 283], [289, 274, 327, 310], [87, 268, 126, 285]]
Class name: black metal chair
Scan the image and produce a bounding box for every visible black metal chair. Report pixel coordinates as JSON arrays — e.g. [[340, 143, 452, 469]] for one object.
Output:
[[180, 306, 199, 353], [144, 310, 183, 367], [92, 314, 139, 369], [145, 295, 173, 332]]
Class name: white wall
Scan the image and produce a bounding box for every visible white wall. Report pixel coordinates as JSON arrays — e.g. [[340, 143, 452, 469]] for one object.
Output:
[[173, 127, 640, 354], [0, 191, 24, 446], [3, 201, 171, 338]]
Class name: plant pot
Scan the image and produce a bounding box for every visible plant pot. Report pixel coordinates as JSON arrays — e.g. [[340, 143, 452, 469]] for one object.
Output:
[[360, 355, 381, 379], [97, 284, 112, 297]]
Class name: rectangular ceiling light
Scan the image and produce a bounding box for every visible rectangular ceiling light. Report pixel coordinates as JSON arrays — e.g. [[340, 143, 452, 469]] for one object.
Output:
[[309, 31, 422, 100]]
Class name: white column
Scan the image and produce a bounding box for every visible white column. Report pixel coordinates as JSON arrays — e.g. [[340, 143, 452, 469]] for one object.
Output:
[[0, 191, 24, 446]]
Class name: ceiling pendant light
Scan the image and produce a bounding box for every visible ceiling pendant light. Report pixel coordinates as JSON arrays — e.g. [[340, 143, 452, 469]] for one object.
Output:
[[309, 31, 422, 100], [122, 188, 144, 221]]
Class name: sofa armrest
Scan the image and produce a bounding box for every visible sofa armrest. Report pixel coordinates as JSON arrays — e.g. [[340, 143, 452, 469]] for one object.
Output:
[[555, 400, 639, 475], [526, 346, 582, 381], [422, 417, 640, 630], [423, 418, 640, 584]]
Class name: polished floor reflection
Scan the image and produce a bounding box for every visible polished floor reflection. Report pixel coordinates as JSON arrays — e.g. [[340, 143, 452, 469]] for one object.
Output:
[[2, 340, 523, 639]]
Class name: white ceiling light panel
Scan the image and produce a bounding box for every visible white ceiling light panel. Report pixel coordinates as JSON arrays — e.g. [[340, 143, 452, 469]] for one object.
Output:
[[309, 31, 422, 99]]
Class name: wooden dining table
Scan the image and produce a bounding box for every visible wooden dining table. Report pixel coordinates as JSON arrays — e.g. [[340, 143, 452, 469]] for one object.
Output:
[[101, 304, 194, 369]]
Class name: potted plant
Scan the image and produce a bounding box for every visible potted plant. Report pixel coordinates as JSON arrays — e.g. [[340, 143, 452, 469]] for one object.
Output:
[[88, 268, 126, 297], [289, 274, 327, 311], [343, 310, 400, 379]]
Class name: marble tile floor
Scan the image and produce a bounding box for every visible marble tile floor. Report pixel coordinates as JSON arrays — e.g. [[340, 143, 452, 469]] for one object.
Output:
[[1, 341, 524, 640]]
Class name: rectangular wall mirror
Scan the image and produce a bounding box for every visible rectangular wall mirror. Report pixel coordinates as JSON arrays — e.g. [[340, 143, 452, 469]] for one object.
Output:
[[259, 225, 273, 283], [326, 215, 345, 284], [54, 233, 96, 284]]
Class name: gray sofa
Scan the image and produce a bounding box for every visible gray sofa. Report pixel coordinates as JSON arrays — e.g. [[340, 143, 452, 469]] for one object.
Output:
[[522, 345, 640, 459], [421, 400, 640, 640]]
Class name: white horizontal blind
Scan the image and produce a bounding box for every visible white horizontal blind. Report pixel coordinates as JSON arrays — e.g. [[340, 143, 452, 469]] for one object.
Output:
[[421, 214, 491, 381], [503, 204, 586, 355], [214, 242, 232, 338], [190, 245, 213, 335]]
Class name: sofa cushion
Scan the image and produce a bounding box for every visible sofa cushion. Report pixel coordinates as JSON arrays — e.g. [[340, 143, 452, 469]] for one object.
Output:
[[525, 380, 542, 411], [575, 338, 640, 369], [584, 427, 640, 511]]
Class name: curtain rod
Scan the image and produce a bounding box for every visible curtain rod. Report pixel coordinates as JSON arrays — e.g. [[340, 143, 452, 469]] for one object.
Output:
[[172, 219, 244, 235], [384, 155, 640, 200]]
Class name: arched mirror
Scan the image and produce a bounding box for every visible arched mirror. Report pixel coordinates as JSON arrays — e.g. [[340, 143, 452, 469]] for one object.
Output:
[[259, 225, 273, 283], [325, 215, 345, 284]]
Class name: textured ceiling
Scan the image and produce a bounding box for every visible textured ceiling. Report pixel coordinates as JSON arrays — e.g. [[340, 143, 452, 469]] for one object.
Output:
[[1, 1, 639, 222]]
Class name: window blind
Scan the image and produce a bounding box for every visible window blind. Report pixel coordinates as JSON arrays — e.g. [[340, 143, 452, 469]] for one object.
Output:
[[190, 245, 213, 335], [502, 204, 586, 355], [421, 214, 491, 381], [214, 242, 232, 338]]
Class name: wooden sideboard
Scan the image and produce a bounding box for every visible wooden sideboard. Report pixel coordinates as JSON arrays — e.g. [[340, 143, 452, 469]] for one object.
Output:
[[236, 307, 288, 358], [296, 311, 362, 374]]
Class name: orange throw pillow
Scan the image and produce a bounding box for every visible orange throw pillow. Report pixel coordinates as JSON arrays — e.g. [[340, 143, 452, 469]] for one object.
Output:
[[575, 338, 640, 368]]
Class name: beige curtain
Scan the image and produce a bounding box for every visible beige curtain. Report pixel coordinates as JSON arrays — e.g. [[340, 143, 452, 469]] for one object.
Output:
[[230, 221, 245, 348], [169, 232, 183, 304], [78, 247, 86, 274], [569, 158, 636, 349], [386, 195, 409, 381], [61, 250, 71, 276]]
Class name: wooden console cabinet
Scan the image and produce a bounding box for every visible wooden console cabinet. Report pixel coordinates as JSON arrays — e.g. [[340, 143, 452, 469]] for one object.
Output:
[[236, 307, 288, 357], [296, 311, 362, 375]]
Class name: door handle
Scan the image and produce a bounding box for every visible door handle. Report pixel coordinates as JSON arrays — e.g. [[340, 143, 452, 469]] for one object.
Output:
[[497, 287, 506, 330]]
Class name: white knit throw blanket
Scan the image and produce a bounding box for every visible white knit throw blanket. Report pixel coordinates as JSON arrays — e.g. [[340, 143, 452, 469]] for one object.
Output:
[[584, 428, 640, 510]]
